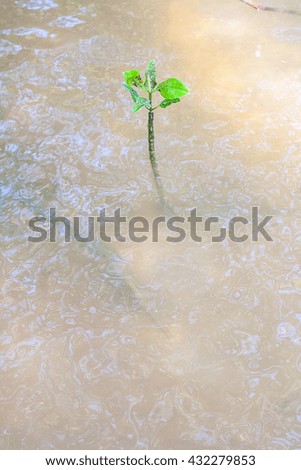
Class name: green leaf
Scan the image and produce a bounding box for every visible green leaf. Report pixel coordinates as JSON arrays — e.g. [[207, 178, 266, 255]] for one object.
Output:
[[157, 78, 189, 99], [145, 59, 157, 93], [132, 97, 151, 113], [123, 84, 151, 112], [123, 84, 140, 103], [159, 98, 180, 108], [123, 69, 143, 88]]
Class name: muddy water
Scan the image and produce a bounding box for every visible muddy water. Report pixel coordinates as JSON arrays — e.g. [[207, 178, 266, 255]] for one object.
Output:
[[1, 0, 301, 450]]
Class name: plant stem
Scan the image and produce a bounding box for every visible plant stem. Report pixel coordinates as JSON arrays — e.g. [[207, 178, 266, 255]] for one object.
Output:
[[148, 111, 159, 179], [148, 93, 166, 208]]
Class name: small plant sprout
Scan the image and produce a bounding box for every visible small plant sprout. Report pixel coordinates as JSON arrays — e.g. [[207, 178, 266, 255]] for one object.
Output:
[[122, 60, 189, 209]]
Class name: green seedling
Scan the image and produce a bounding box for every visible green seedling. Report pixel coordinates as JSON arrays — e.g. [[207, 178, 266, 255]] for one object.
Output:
[[122, 60, 189, 209]]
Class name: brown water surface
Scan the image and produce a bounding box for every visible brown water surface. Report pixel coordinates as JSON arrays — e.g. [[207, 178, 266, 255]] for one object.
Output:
[[1, 0, 301, 449]]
